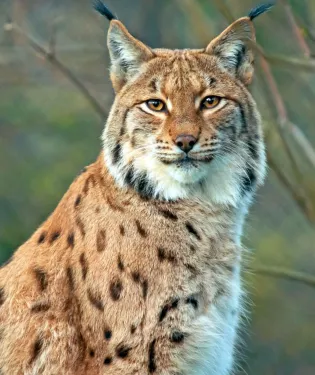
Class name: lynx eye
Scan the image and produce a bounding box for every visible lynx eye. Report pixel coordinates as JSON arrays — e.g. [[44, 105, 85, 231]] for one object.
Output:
[[201, 96, 221, 110], [146, 99, 166, 112]]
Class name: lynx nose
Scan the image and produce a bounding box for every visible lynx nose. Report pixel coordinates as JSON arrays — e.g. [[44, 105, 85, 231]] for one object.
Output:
[[175, 135, 197, 153]]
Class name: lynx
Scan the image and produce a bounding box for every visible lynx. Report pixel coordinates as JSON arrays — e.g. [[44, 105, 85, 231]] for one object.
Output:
[[0, 2, 270, 374]]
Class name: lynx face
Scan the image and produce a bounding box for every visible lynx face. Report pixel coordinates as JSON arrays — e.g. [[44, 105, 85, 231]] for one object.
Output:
[[103, 19, 266, 204]]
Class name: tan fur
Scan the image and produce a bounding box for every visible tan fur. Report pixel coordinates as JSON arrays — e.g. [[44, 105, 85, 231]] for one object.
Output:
[[0, 11, 267, 375]]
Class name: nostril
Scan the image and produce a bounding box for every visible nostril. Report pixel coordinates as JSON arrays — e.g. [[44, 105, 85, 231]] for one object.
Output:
[[175, 135, 197, 153]]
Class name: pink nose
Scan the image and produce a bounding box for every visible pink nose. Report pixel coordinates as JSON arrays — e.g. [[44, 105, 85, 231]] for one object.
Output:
[[175, 135, 197, 153]]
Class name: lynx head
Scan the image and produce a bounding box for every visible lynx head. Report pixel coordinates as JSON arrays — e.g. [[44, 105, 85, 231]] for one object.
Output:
[[96, 1, 270, 206]]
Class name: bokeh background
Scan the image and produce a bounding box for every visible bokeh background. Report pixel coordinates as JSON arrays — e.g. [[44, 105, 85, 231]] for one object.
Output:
[[1, 0, 315, 373]]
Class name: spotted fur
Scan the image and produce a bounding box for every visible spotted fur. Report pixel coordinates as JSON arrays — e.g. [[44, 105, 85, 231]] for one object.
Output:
[[0, 3, 269, 374]]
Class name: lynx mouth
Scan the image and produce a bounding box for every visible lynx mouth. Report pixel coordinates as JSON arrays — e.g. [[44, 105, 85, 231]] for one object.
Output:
[[160, 155, 214, 166]]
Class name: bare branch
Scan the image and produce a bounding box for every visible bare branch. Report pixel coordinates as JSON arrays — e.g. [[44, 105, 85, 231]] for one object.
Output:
[[280, 0, 311, 57], [247, 264, 315, 288], [4, 22, 107, 120]]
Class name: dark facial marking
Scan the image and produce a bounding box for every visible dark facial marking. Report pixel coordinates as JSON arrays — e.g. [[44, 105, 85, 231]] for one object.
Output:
[[110, 279, 123, 301], [125, 166, 135, 186], [119, 224, 125, 236], [112, 143, 122, 165], [137, 173, 155, 199], [0, 288, 5, 306], [148, 339, 157, 373], [67, 232, 75, 248], [185, 222, 201, 241], [157, 208, 178, 221], [104, 329, 112, 340], [30, 301, 51, 313], [49, 230, 61, 244], [74, 195, 81, 208], [186, 296, 198, 309], [170, 331, 185, 343], [87, 289, 104, 311], [159, 298, 179, 322], [116, 345, 131, 358], [248, 138, 258, 159], [29, 338, 43, 364], [149, 78, 157, 92], [241, 166, 256, 195], [96, 230, 106, 252], [117, 255, 125, 272], [104, 356, 112, 365], [75, 217, 86, 237], [34, 269, 48, 292], [184, 263, 198, 276], [79, 253, 88, 281], [66, 267, 75, 291], [38, 231, 47, 244], [135, 220, 147, 238]]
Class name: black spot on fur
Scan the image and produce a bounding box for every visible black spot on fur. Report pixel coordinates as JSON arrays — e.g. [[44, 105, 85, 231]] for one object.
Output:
[[130, 324, 136, 334], [157, 247, 166, 261], [110, 279, 123, 301], [38, 231, 46, 244], [132, 271, 140, 283], [248, 2, 274, 21], [157, 208, 178, 221], [31, 302, 51, 313], [170, 331, 185, 343], [186, 296, 198, 309], [49, 230, 60, 244], [89, 349, 95, 357], [159, 298, 179, 322], [79, 253, 88, 281], [112, 143, 122, 165], [66, 267, 75, 291], [149, 78, 157, 92], [184, 263, 198, 276], [137, 173, 155, 199], [67, 232, 75, 248], [34, 269, 48, 292], [125, 166, 135, 186], [87, 289, 104, 311], [29, 338, 43, 364], [83, 175, 96, 195], [142, 279, 148, 299], [104, 356, 112, 365], [96, 230, 106, 252], [118, 255, 125, 271], [75, 217, 86, 237], [148, 339, 157, 373], [190, 245, 196, 253], [106, 196, 125, 212], [135, 220, 147, 238], [74, 195, 81, 208], [0, 288, 5, 306], [116, 345, 131, 358], [185, 222, 201, 241], [104, 329, 112, 340], [119, 224, 125, 236]]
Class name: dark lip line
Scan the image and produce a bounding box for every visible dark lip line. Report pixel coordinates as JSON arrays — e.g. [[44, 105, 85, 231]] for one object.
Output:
[[159, 155, 214, 165]]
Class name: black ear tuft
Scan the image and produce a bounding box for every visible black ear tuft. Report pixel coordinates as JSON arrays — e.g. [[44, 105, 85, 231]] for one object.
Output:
[[248, 2, 275, 21], [93, 0, 117, 21]]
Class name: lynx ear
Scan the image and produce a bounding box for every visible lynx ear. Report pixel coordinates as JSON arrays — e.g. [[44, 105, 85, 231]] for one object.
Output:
[[107, 20, 154, 92], [206, 17, 256, 85]]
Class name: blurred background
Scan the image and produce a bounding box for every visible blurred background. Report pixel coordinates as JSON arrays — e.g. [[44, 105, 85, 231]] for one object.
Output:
[[1, 0, 315, 373]]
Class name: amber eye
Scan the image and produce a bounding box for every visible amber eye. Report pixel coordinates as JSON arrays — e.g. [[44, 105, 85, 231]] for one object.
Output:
[[146, 99, 166, 112], [201, 96, 221, 110]]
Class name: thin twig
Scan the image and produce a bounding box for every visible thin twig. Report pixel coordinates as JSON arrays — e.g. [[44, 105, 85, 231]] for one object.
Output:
[[280, 0, 311, 57], [247, 264, 315, 288], [4, 22, 107, 120]]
